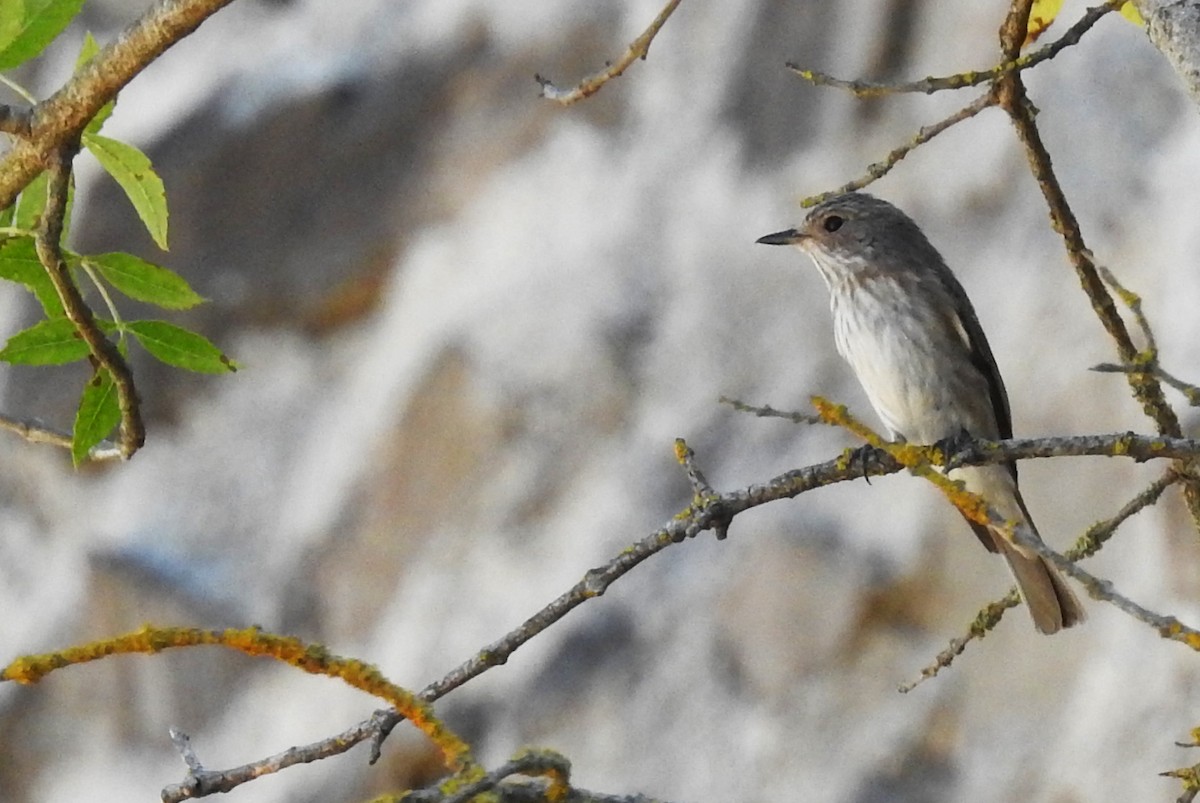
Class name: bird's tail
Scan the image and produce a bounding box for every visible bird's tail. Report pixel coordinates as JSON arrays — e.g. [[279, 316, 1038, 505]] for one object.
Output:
[[995, 537, 1086, 634]]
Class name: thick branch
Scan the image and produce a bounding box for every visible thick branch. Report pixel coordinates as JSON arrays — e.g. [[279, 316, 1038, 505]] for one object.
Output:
[[35, 149, 144, 458], [0, 0, 236, 209]]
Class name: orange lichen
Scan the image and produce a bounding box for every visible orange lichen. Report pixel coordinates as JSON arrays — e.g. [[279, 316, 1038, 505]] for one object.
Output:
[[2, 625, 475, 771]]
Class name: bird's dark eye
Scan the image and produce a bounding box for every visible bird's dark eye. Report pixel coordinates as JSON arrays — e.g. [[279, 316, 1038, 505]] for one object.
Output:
[[823, 215, 844, 233]]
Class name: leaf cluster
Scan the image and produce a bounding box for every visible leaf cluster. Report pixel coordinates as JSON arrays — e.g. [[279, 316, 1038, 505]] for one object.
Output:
[[1, 18, 235, 463]]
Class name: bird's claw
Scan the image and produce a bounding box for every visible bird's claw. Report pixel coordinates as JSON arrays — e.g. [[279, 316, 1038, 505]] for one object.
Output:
[[848, 443, 886, 484], [935, 428, 977, 471]]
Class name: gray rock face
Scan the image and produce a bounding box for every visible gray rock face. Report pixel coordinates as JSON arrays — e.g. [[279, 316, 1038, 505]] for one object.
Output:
[[0, 2, 1196, 801]]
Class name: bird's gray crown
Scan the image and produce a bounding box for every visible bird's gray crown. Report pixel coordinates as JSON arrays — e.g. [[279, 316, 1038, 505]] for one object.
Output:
[[799, 192, 937, 267]]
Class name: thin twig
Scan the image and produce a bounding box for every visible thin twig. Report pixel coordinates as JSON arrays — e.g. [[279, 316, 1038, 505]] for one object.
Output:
[[1069, 467, 1181, 560], [1090, 264, 1200, 405], [1098, 263, 1158, 354], [0, 413, 122, 460], [674, 439, 731, 539], [719, 396, 822, 425], [35, 147, 144, 458], [1015, 516, 1200, 644], [536, 0, 682, 104], [898, 593, 1020, 693], [0, 73, 38, 105], [674, 438, 715, 496], [803, 91, 997, 205], [438, 751, 570, 803], [786, 0, 1124, 98], [1093, 363, 1200, 406], [169, 728, 204, 773], [900, 468, 1180, 692]]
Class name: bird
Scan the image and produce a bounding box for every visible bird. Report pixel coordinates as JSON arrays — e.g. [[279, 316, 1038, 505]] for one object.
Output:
[[756, 191, 1084, 634]]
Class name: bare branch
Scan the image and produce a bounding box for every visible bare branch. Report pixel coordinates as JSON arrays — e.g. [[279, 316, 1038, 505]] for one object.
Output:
[[1070, 467, 1181, 560], [0, 413, 122, 461], [898, 592, 1021, 693], [719, 396, 821, 425], [1090, 264, 1200, 405], [168, 728, 203, 773], [161, 718, 384, 800], [536, 0, 682, 104], [437, 750, 570, 803], [1093, 362, 1200, 406], [802, 92, 996, 205], [1098, 263, 1159, 355]]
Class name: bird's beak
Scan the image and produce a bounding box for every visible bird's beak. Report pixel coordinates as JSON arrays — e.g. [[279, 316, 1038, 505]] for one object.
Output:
[[756, 228, 805, 246]]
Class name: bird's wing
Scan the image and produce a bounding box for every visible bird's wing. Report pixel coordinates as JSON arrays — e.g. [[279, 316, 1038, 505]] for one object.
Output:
[[938, 268, 1017, 478]]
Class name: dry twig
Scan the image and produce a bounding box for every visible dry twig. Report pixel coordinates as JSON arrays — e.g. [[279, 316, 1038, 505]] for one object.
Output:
[[536, 0, 683, 104]]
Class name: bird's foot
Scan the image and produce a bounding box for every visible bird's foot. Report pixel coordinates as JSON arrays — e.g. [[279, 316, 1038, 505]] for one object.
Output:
[[847, 443, 888, 485], [934, 428, 979, 471]]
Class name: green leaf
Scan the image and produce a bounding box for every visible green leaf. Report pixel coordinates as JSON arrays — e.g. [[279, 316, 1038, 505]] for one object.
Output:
[[0, 0, 26, 61], [0, 202, 14, 230], [127, 320, 237, 373], [82, 133, 168, 250], [1026, 0, 1063, 45], [1120, 1, 1145, 26], [0, 0, 88, 70], [72, 367, 120, 466], [90, 252, 204, 309], [0, 235, 64, 316], [74, 28, 97, 65], [76, 33, 114, 136], [0, 317, 90, 365], [14, 170, 47, 231]]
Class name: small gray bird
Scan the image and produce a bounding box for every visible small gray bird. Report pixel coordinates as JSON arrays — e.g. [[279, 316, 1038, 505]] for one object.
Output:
[[757, 192, 1084, 634]]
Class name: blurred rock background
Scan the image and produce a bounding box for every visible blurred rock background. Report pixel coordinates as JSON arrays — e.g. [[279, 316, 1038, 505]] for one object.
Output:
[[1, 0, 1198, 800]]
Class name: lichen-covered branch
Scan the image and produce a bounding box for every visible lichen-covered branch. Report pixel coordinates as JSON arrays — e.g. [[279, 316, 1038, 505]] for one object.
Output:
[[787, 0, 1125, 98], [900, 467, 1180, 691], [803, 91, 997, 205]]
